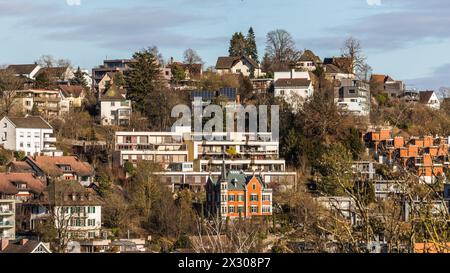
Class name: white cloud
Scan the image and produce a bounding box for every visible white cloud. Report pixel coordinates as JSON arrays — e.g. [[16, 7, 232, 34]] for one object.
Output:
[[367, 0, 381, 6], [66, 0, 81, 6]]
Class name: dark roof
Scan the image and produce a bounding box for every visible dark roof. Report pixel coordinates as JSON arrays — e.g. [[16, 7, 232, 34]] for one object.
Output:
[[59, 85, 84, 98], [190, 90, 216, 101], [324, 64, 343, 74], [38, 180, 102, 206], [218, 87, 237, 101], [36, 67, 69, 79], [419, 91, 436, 104], [216, 56, 259, 70], [190, 88, 237, 101], [211, 171, 267, 190], [7, 64, 39, 75], [323, 57, 353, 74], [298, 50, 321, 63], [7, 116, 52, 129], [274, 78, 311, 87], [100, 84, 127, 101], [0, 240, 48, 253]]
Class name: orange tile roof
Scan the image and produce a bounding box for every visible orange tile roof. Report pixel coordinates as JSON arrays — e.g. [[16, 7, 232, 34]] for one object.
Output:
[[0, 173, 45, 195], [31, 156, 93, 177]]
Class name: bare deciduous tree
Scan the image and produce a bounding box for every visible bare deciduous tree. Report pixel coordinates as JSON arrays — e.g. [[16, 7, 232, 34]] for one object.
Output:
[[265, 29, 301, 72]]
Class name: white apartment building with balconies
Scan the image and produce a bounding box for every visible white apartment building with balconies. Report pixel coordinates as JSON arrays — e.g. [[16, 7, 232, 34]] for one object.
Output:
[[114, 128, 296, 191], [0, 199, 15, 240], [0, 116, 60, 156]]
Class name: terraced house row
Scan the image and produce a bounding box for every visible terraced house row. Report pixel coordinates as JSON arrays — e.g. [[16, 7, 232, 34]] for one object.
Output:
[[365, 127, 450, 183]]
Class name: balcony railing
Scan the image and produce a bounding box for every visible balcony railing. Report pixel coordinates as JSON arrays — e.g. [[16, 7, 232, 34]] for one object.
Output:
[[0, 221, 13, 227]]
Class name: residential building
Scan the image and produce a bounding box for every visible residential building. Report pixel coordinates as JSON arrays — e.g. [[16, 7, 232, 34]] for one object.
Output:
[[35, 66, 74, 84], [215, 55, 264, 78], [0, 173, 45, 201], [59, 85, 86, 108], [16, 89, 70, 117], [206, 169, 273, 219], [99, 84, 132, 126], [274, 75, 314, 107], [23, 180, 102, 240], [92, 59, 134, 91], [0, 238, 51, 253], [335, 78, 371, 117], [0, 116, 58, 156], [370, 74, 405, 98], [0, 198, 15, 239], [24, 156, 94, 186], [7, 64, 41, 80], [114, 129, 297, 191], [296, 49, 321, 71], [364, 128, 450, 184], [317, 196, 357, 226], [419, 91, 440, 109]]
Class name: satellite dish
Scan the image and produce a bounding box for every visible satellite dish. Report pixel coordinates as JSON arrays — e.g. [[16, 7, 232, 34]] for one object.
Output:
[[66, 241, 81, 253]]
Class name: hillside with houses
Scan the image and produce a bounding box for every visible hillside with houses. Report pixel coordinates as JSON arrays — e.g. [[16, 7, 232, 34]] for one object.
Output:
[[1, 27, 450, 254]]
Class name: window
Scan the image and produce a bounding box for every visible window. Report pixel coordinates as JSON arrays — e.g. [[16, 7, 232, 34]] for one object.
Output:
[[221, 195, 227, 202], [262, 195, 271, 201], [262, 206, 271, 213], [228, 206, 235, 213], [250, 194, 258, 201], [228, 195, 235, 201], [27, 142, 31, 148], [237, 206, 244, 213], [35, 132, 40, 138], [20, 142, 24, 148], [221, 206, 227, 214], [348, 89, 356, 94], [3, 123, 6, 128], [238, 195, 244, 202], [221, 183, 227, 190], [252, 184, 256, 190], [27, 132, 31, 138], [19, 132, 24, 138], [88, 206, 96, 214], [35, 142, 40, 148], [250, 206, 258, 213], [111, 102, 116, 107]]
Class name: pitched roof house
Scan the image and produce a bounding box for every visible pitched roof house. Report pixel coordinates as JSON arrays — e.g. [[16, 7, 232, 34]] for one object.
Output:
[[99, 84, 132, 126], [7, 64, 41, 80], [0, 238, 51, 253], [206, 169, 273, 219], [419, 91, 440, 109], [24, 156, 94, 186], [59, 85, 86, 108], [0, 172, 45, 200], [215, 55, 264, 78], [297, 49, 321, 71]]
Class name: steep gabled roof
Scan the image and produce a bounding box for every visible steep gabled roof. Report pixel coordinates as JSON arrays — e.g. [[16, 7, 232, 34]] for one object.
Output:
[[6, 116, 52, 129], [419, 91, 436, 104], [323, 57, 353, 74], [0, 173, 45, 195], [40, 180, 102, 206], [299, 49, 321, 63], [100, 84, 127, 101], [59, 85, 84, 98], [28, 156, 93, 177], [0, 240, 50, 253], [7, 64, 39, 75], [216, 56, 259, 70]]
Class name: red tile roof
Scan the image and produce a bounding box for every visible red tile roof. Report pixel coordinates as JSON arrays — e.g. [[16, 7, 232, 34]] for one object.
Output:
[[0, 173, 45, 195], [30, 156, 93, 177]]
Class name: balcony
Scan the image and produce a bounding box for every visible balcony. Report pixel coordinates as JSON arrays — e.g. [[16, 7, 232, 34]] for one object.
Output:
[[0, 209, 13, 215], [44, 137, 57, 142], [0, 221, 13, 228]]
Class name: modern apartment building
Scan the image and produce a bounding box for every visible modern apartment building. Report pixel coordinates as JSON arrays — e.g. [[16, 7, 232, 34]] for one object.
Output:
[[0, 116, 58, 156], [206, 169, 273, 219], [335, 79, 371, 117], [17, 89, 70, 117], [114, 129, 297, 191], [0, 198, 15, 240]]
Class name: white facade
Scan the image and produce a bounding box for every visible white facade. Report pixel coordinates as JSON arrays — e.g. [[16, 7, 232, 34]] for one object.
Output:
[[100, 100, 132, 126], [31, 205, 101, 239], [0, 199, 15, 240], [0, 117, 57, 156], [274, 71, 311, 81], [424, 92, 441, 110]]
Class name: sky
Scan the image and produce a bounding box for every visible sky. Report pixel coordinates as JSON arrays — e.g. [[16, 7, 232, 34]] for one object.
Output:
[[1, 0, 450, 91]]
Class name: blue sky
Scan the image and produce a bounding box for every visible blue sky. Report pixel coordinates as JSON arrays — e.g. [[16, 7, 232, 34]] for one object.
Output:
[[1, 0, 450, 90]]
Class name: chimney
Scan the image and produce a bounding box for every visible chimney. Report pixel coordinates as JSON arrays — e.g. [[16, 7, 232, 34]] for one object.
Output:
[[1, 239, 9, 251], [20, 238, 29, 246]]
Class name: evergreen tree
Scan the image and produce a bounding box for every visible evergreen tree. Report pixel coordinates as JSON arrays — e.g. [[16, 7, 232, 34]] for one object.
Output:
[[70, 67, 88, 87], [228, 32, 246, 57], [245, 27, 258, 62], [124, 47, 163, 113]]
